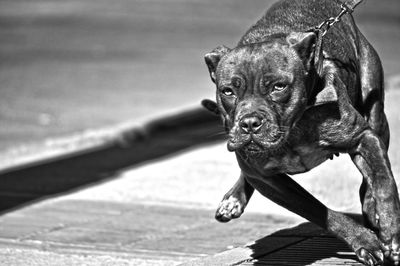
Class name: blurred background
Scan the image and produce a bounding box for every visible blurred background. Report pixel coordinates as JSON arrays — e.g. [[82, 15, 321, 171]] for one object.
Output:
[[0, 0, 273, 151], [0, 0, 400, 264], [1, 0, 397, 151]]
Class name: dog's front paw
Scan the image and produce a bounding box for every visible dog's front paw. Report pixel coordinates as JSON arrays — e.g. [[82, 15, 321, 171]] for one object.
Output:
[[351, 229, 384, 266], [355, 247, 384, 266], [215, 196, 245, 223], [380, 236, 400, 265], [375, 201, 400, 264]]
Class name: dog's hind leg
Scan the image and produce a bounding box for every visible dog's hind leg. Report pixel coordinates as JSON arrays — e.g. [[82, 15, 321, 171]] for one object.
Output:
[[246, 173, 384, 265]]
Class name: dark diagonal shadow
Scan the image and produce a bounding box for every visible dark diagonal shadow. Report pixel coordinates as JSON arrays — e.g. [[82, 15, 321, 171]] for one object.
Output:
[[0, 107, 225, 213], [247, 215, 366, 266]]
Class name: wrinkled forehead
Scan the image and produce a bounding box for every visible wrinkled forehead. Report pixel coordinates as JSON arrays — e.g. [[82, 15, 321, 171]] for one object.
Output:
[[217, 43, 298, 78]]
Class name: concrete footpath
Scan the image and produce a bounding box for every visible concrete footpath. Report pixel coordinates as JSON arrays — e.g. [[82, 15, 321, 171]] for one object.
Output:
[[0, 108, 303, 265], [0, 87, 400, 265], [0, 200, 300, 266], [0, 200, 364, 265]]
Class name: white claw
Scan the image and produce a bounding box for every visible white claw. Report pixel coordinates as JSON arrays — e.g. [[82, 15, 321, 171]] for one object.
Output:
[[375, 213, 380, 226]]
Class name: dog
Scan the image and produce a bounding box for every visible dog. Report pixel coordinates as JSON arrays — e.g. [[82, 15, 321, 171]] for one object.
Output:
[[202, 0, 400, 265]]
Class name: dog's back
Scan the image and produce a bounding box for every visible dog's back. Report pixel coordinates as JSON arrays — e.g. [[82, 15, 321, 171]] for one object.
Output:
[[239, 0, 359, 70]]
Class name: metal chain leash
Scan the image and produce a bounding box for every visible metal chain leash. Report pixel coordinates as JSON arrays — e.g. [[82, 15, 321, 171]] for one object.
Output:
[[315, 1, 364, 36], [312, 0, 364, 76]]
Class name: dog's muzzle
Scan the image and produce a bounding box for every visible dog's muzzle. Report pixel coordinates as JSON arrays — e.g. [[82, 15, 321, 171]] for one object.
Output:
[[227, 110, 286, 154]]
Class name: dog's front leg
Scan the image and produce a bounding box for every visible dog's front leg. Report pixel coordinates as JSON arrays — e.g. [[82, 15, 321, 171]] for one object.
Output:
[[215, 172, 254, 222], [351, 129, 400, 264], [246, 173, 384, 265]]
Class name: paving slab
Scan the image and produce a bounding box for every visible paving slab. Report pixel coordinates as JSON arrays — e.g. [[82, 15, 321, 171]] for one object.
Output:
[[0, 199, 299, 266]]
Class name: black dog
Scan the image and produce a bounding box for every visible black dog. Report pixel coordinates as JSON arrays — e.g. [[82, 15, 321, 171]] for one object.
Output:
[[203, 0, 400, 265]]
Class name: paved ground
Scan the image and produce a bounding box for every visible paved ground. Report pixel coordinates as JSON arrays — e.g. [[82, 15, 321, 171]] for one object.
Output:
[[0, 0, 400, 265], [0, 200, 301, 265]]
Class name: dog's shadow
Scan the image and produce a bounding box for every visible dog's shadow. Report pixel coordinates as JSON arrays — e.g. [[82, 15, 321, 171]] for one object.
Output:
[[247, 214, 364, 265]]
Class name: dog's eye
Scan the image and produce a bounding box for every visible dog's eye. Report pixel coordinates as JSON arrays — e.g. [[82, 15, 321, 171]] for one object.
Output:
[[273, 83, 288, 92], [221, 87, 234, 96]]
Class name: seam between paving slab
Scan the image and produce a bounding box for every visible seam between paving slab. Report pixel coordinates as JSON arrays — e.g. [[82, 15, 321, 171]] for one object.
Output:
[[0, 237, 204, 260]]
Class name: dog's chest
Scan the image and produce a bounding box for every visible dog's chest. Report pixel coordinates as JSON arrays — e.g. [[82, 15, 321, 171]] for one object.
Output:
[[262, 145, 333, 175]]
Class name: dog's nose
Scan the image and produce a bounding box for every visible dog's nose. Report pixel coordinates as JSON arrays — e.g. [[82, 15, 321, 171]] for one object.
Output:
[[239, 115, 263, 134]]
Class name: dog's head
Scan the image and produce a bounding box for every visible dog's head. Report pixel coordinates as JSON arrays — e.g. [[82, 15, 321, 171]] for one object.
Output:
[[204, 32, 336, 156]]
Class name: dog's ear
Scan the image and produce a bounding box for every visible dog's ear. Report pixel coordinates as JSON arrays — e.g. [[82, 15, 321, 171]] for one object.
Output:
[[287, 32, 316, 71], [204, 45, 231, 83], [201, 99, 220, 115]]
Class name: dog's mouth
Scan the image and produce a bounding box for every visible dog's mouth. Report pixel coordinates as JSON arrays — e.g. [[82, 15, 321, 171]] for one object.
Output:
[[226, 113, 289, 156], [245, 141, 263, 152], [227, 133, 285, 156], [242, 140, 266, 156]]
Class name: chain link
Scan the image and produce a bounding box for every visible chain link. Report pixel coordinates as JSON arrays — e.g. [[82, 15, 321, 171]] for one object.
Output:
[[315, 3, 355, 36], [312, 0, 363, 76]]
